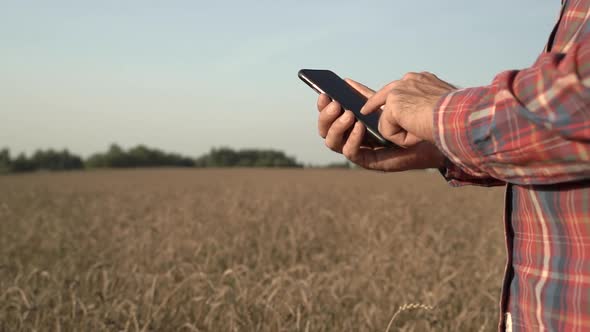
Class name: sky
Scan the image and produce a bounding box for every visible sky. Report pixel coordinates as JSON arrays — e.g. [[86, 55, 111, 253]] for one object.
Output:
[[1, 0, 560, 164]]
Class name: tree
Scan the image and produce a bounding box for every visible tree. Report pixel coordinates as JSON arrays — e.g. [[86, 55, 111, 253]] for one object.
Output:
[[86, 144, 195, 168], [0, 148, 11, 173], [31, 149, 84, 171], [194, 147, 302, 168], [11, 153, 36, 173]]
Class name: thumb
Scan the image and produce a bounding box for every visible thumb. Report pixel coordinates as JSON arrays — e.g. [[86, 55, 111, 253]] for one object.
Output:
[[344, 78, 375, 98]]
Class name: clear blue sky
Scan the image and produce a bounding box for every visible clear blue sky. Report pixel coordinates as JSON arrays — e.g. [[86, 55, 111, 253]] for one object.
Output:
[[1, 1, 559, 164]]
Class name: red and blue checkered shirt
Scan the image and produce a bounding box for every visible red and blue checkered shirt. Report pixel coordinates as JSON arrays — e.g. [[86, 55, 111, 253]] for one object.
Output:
[[434, 1, 590, 330]]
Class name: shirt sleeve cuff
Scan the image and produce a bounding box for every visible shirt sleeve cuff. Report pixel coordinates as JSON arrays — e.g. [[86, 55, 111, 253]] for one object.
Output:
[[437, 157, 504, 187], [433, 88, 504, 187]]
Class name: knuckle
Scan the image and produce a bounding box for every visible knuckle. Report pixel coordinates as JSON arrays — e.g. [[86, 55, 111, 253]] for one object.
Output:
[[406, 79, 418, 87], [327, 102, 341, 115], [403, 72, 419, 80], [384, 80, 399, 90], [324, 139, 336, 151], [319, 106, 334, 121], [344, 146, 358, 161], [324, 131, 341, 152], [342, 147, 352, 159]]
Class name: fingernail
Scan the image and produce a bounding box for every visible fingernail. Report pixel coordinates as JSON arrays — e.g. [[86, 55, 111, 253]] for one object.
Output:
[[360, 106, 366, 114]]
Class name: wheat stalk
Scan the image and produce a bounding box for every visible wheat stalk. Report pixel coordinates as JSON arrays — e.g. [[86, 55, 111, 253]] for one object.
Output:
[[384, 303, 434, 332]]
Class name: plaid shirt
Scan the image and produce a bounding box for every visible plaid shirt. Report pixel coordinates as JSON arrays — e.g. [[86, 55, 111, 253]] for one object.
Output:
[[434, 1, 590, 331]]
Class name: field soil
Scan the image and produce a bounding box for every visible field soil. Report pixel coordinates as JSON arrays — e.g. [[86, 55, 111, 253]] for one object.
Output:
[[0, 169, 505, 331]]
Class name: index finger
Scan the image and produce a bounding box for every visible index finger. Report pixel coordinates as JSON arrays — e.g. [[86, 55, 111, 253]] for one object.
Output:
[[360, 83, 392, 115], [344, 79, 375, 98]]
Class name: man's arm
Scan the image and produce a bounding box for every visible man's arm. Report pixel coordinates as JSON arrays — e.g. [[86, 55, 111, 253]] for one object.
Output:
[[434, 33, 590, 185]]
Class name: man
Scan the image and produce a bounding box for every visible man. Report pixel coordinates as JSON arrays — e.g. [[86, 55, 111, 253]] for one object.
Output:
[[315, 1, 590, 331]]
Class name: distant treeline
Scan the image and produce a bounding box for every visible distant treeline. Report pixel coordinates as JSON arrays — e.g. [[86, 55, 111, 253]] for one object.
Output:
[[0, 149, 83, 173], [195, 147, 301, 168], [86, 145, 195, 168], [0, 145, 330, 173]]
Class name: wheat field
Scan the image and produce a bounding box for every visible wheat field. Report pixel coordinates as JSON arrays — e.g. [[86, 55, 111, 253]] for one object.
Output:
[[0, 169, 506, 331]]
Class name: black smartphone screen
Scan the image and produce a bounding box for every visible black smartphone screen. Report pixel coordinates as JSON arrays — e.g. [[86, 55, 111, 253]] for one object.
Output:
[[298, 69, 395, 148]]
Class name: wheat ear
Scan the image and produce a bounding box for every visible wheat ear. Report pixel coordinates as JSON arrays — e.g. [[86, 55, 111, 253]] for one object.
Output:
[[384, 303, 434, 332]]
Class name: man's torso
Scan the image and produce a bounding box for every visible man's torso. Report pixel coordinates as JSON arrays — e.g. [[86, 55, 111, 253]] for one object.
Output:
[[503, 2, 590, 330]]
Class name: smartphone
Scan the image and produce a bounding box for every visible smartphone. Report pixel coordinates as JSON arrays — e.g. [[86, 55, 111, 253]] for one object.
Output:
[[298, 69, 396, 148]]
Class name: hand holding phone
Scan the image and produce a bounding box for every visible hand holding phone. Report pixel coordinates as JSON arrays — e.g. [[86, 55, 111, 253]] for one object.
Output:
[[298, 69, 398, 149]]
